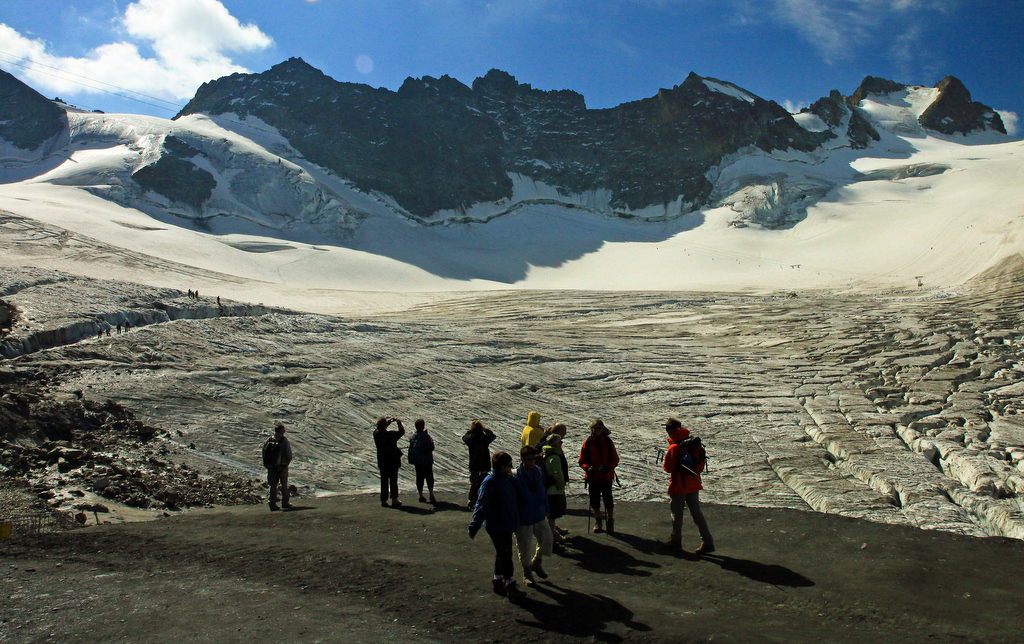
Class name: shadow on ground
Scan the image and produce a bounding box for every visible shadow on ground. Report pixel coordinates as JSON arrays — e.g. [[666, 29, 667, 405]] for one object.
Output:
[[517, 582, 652, 643]]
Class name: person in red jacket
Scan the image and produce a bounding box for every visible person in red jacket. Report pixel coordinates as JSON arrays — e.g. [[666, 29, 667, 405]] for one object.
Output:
[[663, 418, 714, 554], [579, 419, 619, 533]]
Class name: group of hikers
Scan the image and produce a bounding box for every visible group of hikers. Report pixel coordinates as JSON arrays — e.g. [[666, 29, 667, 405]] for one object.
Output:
[[263, 413, 714, 602]]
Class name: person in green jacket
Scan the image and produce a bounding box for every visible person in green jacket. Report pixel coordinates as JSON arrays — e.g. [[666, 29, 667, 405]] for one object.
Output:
[[541, 433, 569, 542]]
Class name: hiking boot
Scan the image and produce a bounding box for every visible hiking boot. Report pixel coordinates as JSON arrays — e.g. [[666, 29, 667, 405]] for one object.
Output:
[[505, 582, 527, 602], [467, 500, 476, 510], [269, 504, 280, 512], [555, 526, 570, 536], [492, 578, 507, 596], [281, 502, 293, 509], [530, 559, 548, 579], [429, 494, 437, 503], [381, 500, 389, 507], [606, 511, 615, 534], [392, 499, 402, 508], [419, 495, 428, 503], [522, 567, 536, 586], [663, 538, 683, 552], [593, 510, 604, 533], [695, 541, 716, 555]]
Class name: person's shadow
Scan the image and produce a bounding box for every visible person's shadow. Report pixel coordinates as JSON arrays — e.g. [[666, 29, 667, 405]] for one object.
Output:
[[514, 582, 652, 642], [696, 553, 814, 587], [280, 505, 315, 512], [560, 535, 660, 576]]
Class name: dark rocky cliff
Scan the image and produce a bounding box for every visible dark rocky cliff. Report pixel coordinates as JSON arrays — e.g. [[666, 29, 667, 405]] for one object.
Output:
[[0, 69, 66, 151], [176, 59, 831, 218]]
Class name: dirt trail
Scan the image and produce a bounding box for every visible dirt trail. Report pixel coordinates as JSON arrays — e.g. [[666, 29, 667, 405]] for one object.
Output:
[[3, 493, 1022, 643]]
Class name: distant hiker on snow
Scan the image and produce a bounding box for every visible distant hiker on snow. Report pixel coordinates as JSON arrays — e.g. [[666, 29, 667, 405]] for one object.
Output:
[[579, 419, 619, 534], [521, 411, 544, 448], [468, 451, 526, 602], [408, 418, 436, 503], [662, 418, 714, 554], [374, 416, 405, 507], [263, 423, 293, 511], [513, 445, 552, 587], [463, 420, 496, 508]]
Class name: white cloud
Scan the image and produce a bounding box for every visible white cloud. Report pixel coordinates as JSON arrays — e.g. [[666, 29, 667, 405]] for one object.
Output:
[[783, 99, 808, 113], [997, 110, 1019, 136], [760, 0, 956, 64], [0, 0, 272, 108]]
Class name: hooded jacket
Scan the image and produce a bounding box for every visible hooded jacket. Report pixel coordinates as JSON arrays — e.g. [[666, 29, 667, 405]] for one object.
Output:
[[579, 428, 619, 483], [664, 426, 704, 495], [468, 468, 520, 538], [521, 412, 544, 448]]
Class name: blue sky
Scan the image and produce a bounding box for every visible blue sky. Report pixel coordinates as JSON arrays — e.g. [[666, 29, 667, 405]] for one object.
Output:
[[0, 0, 1020, 133]]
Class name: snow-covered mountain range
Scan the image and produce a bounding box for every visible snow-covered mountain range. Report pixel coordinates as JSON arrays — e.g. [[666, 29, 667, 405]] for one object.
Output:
[[0, 62, 1021, 307]]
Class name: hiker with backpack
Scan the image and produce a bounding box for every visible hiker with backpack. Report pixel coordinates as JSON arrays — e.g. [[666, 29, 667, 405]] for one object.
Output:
[[662, 418, 715, 554], [463, 420, 496, 509], [579, 419, 619, 533], [468, 451, 527, 602], [263, 423, 294, 511], [374, 416, 405, 508], [408, 418, 436, 503]]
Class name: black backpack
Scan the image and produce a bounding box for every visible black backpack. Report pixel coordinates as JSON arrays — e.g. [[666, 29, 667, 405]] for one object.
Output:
[[674, 436, 707, 475], [262, 436, 282, 469]]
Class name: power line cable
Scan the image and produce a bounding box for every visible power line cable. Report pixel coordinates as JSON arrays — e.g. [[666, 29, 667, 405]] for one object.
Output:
[[0, 50, 184, 114]]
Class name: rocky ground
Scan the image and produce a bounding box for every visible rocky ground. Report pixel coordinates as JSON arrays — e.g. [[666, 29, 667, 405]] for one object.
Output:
[[2, 494, 1023, 643]]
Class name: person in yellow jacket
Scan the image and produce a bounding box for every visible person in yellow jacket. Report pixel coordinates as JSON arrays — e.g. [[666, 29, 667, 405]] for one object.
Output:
[[521, 411, 544, 448]]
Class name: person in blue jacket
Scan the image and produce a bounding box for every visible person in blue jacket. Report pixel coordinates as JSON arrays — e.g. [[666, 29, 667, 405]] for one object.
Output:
[[513, 445, 553, 586], [468, 451, 527, 602]]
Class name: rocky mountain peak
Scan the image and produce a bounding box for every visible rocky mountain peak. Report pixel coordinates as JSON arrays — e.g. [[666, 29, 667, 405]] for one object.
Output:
[[849, 76, 907, 106], [0, 68, 66, 151], [919, 75, 1006, 135]]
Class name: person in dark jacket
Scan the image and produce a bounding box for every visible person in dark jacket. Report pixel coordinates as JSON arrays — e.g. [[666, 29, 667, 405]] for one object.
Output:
[[265, 423, 294, 512], [463, 420, 496, 509], [409, 418, 436, 503], [374, 416, 405, 507], [663, 418, 714, 553], [579, 418, 619, 533], [514, 445, 552, 586], [468, 451, 526, 602]]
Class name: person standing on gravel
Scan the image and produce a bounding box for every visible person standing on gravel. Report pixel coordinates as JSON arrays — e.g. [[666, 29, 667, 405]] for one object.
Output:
[[374, 416, 405, 507], [468, 451, 526, 602], [521, 411, 544, 448], [662, 418, 714, 554], [579, 419, 619, 533], [408, 418, 436, 503], [541, 432, 569, 545], [263, 423, 293, 511], [513, 445, 553, 586], [463, 420, 496, 508]]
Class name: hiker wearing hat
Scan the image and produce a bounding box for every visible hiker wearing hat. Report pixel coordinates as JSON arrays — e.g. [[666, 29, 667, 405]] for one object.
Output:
[[579, 419, 619, 533], [468, 451, 527, 602], [263, 423, 293, 511], [463, 420, 496, 508], [374, 416, 405, 507], [541, 429, 570, 544], [663, 418, 714, 554]]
